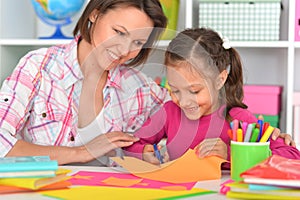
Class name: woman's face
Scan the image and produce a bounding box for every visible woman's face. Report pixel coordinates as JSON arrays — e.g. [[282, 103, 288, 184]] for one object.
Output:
[[167, 63, 220, 120], [89, 6, 154, 70]]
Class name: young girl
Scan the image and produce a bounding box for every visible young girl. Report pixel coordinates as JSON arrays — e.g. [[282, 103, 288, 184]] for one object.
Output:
[[124, 28, 300, 165]]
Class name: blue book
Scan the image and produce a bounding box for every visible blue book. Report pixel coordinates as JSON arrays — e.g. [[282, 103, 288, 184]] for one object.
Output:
[[0, 156, 58, 172]]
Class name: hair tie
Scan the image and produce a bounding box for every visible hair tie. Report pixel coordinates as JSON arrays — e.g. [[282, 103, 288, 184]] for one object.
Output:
[[218, 31, 231, 50], [226, 65, 231, 74], [222, 36, 231, 50]]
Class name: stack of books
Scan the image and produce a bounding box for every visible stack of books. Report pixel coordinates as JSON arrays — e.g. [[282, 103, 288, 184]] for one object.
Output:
[[0, 156, 71, 194], [226, 155, 300, 199]]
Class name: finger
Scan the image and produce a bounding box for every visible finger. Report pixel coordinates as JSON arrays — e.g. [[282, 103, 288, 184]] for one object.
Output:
[[290, 140, 296, 147], [163, 152, 170, 162], [112, 140, 135, 148], [198, 140, 226, 158], [284, 135, 293, 146], [205, 149, 227, 159], [107, 132, 139, 142], [271, 128, 280, 140], [143, 152, 160, 165]]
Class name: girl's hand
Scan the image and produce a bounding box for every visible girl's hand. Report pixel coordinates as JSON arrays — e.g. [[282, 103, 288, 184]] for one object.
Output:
[[195, 138, 227, 160], [271, 128, 296, 147], [82, 131, 139, 162], [142, 144, 169, 165]]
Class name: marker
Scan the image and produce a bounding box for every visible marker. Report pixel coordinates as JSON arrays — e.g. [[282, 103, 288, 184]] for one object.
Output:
[[153, 144, 163, 164], [250, 128, 260, 142], [262, 122, 270, 135], [242, 122, 248, 135], [244, 123, 254, 142], [237, 128, 243, 142], [227, 129, 233, 140], [257, 119, 264, 141], [259, 126, 275, 142], [232, 119, 239, 141]]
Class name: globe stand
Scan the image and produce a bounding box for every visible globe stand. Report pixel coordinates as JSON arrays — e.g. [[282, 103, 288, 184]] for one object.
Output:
[[31, 0, 85, 40], [38, 25, 73, 39]]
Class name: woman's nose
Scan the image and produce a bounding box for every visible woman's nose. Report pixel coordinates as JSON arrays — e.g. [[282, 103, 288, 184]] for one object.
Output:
[[118, 39, 132, 57]]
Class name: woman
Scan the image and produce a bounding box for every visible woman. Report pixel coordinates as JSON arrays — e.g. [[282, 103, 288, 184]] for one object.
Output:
[[0, 0, 169, 165]]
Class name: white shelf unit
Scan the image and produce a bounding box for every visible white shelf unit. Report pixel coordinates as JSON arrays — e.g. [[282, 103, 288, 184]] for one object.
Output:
[[0, 0, 299, 136], [185, 0, 299, 136]]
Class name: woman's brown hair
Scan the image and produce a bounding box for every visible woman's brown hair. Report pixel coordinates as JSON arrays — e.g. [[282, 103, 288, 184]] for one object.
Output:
[[73, 0, 167, 67]]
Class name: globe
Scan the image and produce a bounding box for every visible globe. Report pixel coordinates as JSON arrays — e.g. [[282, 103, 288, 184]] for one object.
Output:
[[31, 0, 86, 39]]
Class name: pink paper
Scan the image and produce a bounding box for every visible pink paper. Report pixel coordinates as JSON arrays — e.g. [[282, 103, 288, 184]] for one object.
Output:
[[69, 171, 196, 190]]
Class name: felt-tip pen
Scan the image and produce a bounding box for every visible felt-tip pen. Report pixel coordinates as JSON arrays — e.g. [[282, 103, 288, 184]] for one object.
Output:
[[153, 144, 163, 164]]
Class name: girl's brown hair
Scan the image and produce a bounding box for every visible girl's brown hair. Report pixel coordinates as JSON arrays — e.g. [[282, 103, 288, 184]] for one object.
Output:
[[73, 0, 167, 67], [165, 28, 247, 121]]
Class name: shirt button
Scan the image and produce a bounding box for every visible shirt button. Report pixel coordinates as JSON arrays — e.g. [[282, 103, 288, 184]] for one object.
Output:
[[131, 125, 136, 130], [42, 113, 47, 118], [70, 136, 75, 141], [4, 98, 8, 102]]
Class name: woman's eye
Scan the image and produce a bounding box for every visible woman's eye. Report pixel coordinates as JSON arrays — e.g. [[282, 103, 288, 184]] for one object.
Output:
[[171, 90, 179, 94], [133, 40, 144, 46], [114, 29, 125, 36]]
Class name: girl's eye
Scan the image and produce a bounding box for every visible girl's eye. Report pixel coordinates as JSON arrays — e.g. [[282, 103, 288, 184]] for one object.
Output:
[[190, 90, 200, 94], [114, 29, 126, 36]]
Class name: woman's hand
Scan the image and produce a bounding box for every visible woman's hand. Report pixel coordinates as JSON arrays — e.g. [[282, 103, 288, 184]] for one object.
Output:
[[81, 131, 139, 162], [195, 138, 227, 160], [142, 144, 169, 165], [271, 128, 296, 147]]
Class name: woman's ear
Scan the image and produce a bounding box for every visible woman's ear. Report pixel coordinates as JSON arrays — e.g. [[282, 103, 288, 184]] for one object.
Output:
[[89, 9, 99, 23], [216, 69, 228, 90]]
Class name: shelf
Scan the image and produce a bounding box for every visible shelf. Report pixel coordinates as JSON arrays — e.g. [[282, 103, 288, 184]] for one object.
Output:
[[0, 39, 72, 46], [231, 41, 290, 48], [0, 39, 292, 48], [295, 42, 300, 48], [0, 39, 172, 47]]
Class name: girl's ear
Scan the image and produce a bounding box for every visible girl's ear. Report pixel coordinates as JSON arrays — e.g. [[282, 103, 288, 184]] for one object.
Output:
[[216, 69, 228, 90], [89, 9, 99, 23]]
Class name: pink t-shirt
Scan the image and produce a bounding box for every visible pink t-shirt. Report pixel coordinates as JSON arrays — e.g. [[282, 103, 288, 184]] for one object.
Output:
[[124, 101, 300, 163]]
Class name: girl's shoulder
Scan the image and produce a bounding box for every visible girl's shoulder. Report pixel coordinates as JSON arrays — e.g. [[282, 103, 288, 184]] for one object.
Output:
[[229, 107, 257, 123]]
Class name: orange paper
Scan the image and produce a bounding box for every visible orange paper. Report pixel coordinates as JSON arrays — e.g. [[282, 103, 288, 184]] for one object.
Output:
[[102, 177, 143, 187], [111, 149, 226, 183]]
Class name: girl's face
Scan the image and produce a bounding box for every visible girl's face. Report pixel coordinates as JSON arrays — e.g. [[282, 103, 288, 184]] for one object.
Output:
[[167, 63, 220, 120], [89, 6, 154, 70]]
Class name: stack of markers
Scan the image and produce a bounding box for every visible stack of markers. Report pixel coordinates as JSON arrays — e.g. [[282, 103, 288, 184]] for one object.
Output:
[[228, 119, 275, 143]]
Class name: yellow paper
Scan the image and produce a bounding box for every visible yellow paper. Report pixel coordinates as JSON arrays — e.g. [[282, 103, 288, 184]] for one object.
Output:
[[226, 191, 300, 200], [0, 168, 71, 189], [40, 186, 213, 200], [111, 149, 226, 183]]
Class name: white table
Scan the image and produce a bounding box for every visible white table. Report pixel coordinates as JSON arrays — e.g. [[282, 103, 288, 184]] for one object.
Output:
[[0, 166, 230, 199]]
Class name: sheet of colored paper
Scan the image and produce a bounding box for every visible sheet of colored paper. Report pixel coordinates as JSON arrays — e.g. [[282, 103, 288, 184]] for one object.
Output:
[[111, 149, 226, 183], [40, 186, 215, 200], [226, 191, 300, 200], [69, 171, 196, 190]]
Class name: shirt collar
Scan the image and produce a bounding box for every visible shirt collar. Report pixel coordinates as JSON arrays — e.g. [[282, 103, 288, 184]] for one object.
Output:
[[62, 36, 84, 89]]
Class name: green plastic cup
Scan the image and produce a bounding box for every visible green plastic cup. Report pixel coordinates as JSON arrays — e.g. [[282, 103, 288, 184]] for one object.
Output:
[[230, 141, 272, 181]]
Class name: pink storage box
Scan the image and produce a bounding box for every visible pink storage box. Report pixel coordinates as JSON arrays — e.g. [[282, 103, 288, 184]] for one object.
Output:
[[243, 85, 282, 115], [296, 0, 300, 41]]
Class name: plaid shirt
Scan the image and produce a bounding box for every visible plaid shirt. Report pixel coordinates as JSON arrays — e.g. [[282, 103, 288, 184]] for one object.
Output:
[[0, 38, 170, 157]]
